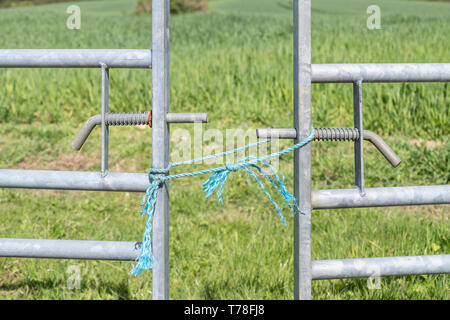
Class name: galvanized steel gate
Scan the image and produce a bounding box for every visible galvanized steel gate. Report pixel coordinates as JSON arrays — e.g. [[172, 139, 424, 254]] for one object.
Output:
[[0, 0, 449, 300]]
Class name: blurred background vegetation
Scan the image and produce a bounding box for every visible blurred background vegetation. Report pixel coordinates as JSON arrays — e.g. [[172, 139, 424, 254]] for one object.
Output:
[[134, 0, 208, 15], [0, 0, 210, 13], [0, 0, 88, 8]]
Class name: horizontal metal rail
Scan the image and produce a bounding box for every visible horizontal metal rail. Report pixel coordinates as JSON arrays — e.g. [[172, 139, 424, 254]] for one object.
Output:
[[0, 238, 140, 260], [0, 49, 152, 68], [312, 255, 450, 280], [0, 170, 149, 192], [1, 56, 447, 80], [1, 239, 447, 280], [312, 63, 450, 83], [312, 185, 450, 209], [1, 170, 449, 208]]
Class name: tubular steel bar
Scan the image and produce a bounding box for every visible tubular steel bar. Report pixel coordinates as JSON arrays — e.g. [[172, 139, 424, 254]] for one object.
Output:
[[293, 0, 312, 300], [165, 112, 208, 123], [4, 52, 447, 79], [1, 239, 448, 280], [0, 238, 140, 261], [0, 49, 152, 68], [256, 128, 297, 139], [363, 130, 401, 168], [353, 80, 364, 194], [1, 170, 449, 208], [312, 185, 450, 209], [311, 63, 450, 83], [152, 0, 170, 300], [312, 255, 450, 280], [0, 170, 150, 192], [101, 64, 109, 176]]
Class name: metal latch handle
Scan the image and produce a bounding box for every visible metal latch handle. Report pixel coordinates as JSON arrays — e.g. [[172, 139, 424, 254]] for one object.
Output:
[[256, 127, 401, 167]]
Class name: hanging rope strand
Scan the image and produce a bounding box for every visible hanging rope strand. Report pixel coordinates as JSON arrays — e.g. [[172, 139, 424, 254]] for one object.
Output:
[[130, 127, 315, 276]]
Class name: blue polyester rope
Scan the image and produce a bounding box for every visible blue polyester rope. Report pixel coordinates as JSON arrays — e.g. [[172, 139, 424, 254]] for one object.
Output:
[[130, 127, 315, 276]]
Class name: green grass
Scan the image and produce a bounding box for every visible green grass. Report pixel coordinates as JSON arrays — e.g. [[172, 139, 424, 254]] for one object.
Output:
[[0, 0, 448, 299]]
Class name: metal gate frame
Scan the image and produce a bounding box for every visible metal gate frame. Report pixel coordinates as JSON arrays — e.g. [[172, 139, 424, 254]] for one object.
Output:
[[0, 0, 449, 300]]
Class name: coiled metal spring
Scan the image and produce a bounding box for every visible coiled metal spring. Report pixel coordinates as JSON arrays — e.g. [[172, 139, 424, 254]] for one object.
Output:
[[105, 112, 149, 126], [72, 111, 208, 151], [314, 128, 360, 141]]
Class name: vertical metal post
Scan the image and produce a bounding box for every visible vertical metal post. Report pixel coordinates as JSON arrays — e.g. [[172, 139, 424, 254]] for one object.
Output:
[[152, 0, 170, 300], [353, 80, 365, 194], [294, 0, 312, 300], [101, 64, 109, 177]]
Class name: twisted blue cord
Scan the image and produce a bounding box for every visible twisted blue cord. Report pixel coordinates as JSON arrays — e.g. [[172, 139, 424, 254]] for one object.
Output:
[[130, 127, 315, 276]]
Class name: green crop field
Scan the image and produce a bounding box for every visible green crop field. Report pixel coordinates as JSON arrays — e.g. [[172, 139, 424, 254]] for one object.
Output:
[[0, 0, 448, 299]]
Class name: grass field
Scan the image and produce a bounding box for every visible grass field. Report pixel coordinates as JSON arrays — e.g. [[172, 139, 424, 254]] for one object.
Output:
[[0, 0, 448, 299]]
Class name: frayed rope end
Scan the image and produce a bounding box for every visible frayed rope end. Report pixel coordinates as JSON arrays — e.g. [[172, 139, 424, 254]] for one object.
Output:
[[201, 161, 295, 227], [129, 179, 161, 276], [129, 252, 154, 277]]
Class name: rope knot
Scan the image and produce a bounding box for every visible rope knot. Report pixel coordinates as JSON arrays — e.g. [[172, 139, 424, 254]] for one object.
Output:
[[150, 175, 165, 185], [149, 167, 170, 185], [225, 163, 242, 172]]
